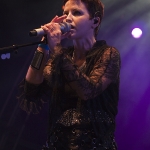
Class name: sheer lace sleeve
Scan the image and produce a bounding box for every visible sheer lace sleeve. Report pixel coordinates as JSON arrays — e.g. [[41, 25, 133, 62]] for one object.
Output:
[[17, 79, 51, 114], [61, 47, 120, 100], [17, 52, 64, 114]]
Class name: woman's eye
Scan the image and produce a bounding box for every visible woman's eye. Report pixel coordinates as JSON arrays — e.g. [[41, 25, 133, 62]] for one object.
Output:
[[63, 10, 81, 16], [73, 11, 81, 15]]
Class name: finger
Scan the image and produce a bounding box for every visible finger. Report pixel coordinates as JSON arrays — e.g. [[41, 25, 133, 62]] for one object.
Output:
[[41, 25, 50, 34], [45, 15, 67, 27], [45, 23, 53, 29], [51, 15, 58, 22], [53, 15, 67, 23], [46, 23, 60, 33], [43, 16, 58, 27]]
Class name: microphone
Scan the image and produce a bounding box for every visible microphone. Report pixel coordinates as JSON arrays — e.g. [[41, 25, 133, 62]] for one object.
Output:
[[29, 22, 71, 37]]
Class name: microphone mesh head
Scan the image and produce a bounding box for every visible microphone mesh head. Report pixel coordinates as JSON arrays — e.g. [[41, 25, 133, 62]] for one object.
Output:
[[60, 22, 71, 33]]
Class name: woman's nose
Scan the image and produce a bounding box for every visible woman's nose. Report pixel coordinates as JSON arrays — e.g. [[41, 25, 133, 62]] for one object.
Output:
[[65, 14, 72, 23]]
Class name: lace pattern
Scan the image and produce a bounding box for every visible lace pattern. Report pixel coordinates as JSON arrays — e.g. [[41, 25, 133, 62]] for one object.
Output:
[[56, 108, 89, 126], [45, 122, 117, 150], [59, 47, 120, 100], [56, 107, 114, 127], [18, 40, 120, 149]]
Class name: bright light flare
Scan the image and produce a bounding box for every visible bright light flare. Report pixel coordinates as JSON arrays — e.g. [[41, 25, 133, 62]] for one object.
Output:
[[131, 28, 142, 38]]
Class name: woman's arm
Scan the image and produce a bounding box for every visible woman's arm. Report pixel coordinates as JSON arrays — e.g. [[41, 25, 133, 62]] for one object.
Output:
[[26, 15, 68, 84], [25, 47, 49, 84], [61, 47, 120, 100]]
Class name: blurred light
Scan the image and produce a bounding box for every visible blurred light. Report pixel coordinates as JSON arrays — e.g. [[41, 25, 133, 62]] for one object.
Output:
[[131, 28, 142, 38], [1, 53, 10, 60]]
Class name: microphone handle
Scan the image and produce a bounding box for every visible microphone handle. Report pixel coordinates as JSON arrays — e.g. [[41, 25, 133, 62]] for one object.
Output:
[[29, 22, 71, 37], [29, 28, 44, 37]]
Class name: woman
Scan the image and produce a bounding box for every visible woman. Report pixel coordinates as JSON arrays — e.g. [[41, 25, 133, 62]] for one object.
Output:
[[18, 0, 121, 149]]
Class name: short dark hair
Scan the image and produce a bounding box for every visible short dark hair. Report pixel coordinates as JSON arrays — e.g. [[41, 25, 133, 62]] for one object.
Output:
[[63, 0, 104, 37]]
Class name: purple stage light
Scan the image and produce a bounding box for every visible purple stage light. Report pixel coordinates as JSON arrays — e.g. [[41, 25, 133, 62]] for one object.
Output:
[[131, 28, 142, 38]]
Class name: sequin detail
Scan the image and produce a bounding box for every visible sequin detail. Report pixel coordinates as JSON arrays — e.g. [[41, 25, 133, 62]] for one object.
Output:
[[56, 108, 114, 126], [56, 109, 90, 126]]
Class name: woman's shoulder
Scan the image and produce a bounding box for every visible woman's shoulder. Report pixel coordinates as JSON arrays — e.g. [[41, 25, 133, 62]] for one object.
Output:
[[95, 40, 120, 56]]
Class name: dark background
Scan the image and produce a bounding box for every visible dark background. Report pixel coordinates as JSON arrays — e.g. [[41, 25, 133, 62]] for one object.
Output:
[[0, 0, 150, 150]]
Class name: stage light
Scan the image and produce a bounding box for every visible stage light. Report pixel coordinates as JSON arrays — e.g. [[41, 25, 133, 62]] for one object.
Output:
[[1, 53, 10, 60], [131, 28, 142, 38]]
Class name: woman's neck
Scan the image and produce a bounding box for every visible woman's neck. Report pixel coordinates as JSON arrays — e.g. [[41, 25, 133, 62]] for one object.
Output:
[[73, 37, 96, 60]]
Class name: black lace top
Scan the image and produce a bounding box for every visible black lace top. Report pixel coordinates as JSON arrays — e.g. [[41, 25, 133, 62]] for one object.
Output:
[[18, 40, 121, 149]]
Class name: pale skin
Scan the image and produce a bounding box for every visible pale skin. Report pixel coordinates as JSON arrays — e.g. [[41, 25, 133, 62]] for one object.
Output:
[[26, 0, 103, 85]]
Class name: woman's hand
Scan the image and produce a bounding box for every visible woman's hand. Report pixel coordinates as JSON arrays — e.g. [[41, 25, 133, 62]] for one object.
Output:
[[41, 15, 71, 53]]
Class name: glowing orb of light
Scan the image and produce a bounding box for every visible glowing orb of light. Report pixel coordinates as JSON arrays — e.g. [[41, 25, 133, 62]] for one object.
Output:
[[131, 28, 142, 38]]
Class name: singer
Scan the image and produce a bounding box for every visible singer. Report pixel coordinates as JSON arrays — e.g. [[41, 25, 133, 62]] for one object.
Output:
[[18, 0, 121, 149]]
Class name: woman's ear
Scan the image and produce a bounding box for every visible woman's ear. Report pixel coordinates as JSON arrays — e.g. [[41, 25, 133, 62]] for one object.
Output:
[[93, 17, 100, 26], [94, 18, 98, 24]]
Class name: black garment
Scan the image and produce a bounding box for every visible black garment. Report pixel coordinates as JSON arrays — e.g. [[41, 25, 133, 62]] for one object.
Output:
[[18, 40, 121, 150]]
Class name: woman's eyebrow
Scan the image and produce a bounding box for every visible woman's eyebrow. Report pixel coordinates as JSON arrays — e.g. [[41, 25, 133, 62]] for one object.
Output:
[[63, 5, 81, 11], [63, 8, 81, 13]]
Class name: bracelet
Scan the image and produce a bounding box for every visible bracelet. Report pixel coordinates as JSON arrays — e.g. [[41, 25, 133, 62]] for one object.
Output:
[[38, 43, 49, 51], [31, 50, 44, 70]]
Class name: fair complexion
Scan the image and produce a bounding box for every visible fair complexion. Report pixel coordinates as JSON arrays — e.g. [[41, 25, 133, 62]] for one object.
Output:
[[63, 0, 99, 65], [26, 0, 99, 83], [25, 15, 68, 84], [42, 0, 99, 66]]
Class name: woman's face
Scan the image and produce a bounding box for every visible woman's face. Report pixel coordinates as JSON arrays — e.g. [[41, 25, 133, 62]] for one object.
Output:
[[63, 0, 94, 39]]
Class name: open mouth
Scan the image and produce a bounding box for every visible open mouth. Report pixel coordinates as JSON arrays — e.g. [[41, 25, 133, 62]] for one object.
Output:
[[71, 25, 75, 29]]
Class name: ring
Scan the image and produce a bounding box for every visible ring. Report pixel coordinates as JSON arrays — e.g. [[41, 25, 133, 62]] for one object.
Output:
[[50, 28, 54, 32]]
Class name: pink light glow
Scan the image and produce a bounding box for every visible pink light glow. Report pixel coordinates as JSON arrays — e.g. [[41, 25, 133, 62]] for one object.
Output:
[[131, 28, 142, 38]]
